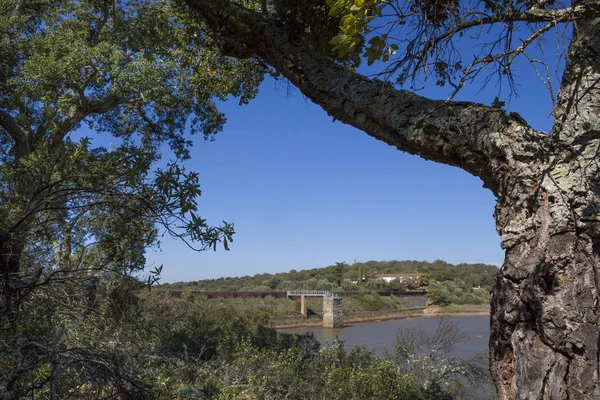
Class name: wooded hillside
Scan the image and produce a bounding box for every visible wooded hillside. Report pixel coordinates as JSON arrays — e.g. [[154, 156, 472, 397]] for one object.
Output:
[[163, 259, 499, 291]]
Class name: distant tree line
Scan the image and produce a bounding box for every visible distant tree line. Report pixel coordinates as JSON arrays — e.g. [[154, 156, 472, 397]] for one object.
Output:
[[163, 259, 499, 297]]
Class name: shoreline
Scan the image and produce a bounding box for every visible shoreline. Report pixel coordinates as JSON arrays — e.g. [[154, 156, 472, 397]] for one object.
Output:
[[274, 307, 490, 329]]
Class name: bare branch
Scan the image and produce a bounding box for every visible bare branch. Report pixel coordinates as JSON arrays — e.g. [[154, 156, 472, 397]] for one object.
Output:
[[445, 21, 556, 100], [355, 0, 598, 99], [410, 7, 567, 66], [522, 51, 556, 106]]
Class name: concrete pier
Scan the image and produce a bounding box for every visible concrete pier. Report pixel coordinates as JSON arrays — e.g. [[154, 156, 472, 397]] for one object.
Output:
[[300, 295, 307, 318], [323, 294, 343, 328]]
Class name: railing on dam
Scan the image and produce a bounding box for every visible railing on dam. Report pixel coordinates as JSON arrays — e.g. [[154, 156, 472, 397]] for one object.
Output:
[[286, 290, 342, 298]]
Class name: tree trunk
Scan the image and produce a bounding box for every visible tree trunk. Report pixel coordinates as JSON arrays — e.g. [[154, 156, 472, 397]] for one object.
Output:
[[491, 6, 600, 398], [0, 236, 24, 313], [491, 210, 600, 399], [0, 236, 23, 278], [183, 0, 600, 397]]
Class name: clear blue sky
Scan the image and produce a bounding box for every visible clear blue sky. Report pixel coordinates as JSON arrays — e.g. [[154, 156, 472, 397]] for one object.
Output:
[[148, 54, 558, 283]]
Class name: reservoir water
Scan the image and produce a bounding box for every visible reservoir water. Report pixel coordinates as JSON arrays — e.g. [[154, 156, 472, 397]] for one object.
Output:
[[283, 314, 493, 399]]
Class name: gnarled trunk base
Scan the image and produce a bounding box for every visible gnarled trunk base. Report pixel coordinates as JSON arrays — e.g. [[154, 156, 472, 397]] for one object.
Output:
[[491, 230, 600, 399]]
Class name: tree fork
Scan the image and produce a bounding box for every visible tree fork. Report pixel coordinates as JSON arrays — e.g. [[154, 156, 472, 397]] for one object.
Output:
[[489, 3, 600, 396]]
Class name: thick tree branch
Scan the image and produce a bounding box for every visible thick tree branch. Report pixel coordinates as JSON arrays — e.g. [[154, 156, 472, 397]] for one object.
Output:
[[494, 4, 597, 23], [51, 95, 122, 150], [0, 109, 31, 157], [184, 0, 548, 195], [434, 3, 597, 32]]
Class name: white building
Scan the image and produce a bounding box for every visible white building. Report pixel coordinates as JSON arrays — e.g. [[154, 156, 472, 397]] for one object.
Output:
[[374, 273, 422, 283]]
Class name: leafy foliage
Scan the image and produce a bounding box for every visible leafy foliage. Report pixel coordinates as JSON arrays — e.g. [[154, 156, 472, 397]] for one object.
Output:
[[327, 0, 388, 64], [1, 0, 263, 267], [426, 280, 489, 306], [258, 0, 362, 66], [0, 1, 263, 398], [356, 293, 386, 311], [132, 295, 472, 399], [2, 285, 475, 399]]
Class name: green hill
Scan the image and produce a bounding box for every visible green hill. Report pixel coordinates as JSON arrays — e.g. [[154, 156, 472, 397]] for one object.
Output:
[[162, 259, 499, 292]]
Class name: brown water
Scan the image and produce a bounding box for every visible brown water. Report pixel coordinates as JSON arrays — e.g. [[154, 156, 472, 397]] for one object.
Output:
[[283, 314, 493, 399]]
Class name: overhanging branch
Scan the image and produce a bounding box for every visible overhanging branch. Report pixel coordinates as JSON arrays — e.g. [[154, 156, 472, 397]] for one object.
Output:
[[473, 3, 595, 24], [184, 0, 548, 195]]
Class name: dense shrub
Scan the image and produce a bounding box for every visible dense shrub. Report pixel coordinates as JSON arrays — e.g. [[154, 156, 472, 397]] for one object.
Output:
[[356, 293, 386, 311], [426, 280, 489, 306], [134, 295, 477, 399], [194, 339, 458, 400], [8, 277, 479, 399]]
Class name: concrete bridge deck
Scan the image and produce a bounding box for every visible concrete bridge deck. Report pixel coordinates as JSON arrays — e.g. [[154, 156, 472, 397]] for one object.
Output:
[[286, 290, 342, 298]]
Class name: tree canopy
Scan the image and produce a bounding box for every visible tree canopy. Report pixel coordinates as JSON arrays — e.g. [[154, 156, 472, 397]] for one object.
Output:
[[0, 0, 266, 280], [0, 1, 262, 397]]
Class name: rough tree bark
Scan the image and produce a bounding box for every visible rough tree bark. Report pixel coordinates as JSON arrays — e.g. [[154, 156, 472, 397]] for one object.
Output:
[[184, 0, 600, 398], [490, 4, 600, 398]]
